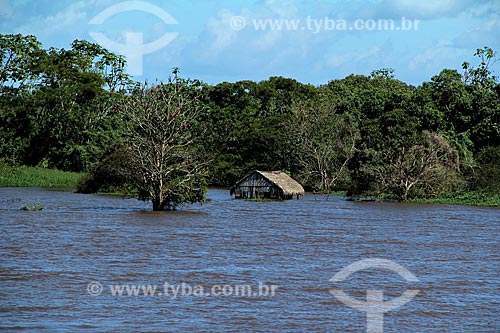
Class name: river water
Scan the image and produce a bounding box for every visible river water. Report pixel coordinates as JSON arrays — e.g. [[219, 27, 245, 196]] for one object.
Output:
[[0, 188, 499, 332]]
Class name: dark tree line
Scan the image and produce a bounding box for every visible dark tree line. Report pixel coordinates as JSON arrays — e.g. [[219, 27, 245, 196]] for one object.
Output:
[[1, 34, 130, 171], [1, 34, 499, 207]]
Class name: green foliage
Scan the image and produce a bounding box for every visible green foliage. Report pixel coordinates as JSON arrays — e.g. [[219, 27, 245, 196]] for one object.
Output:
[[370, 68, 395, 79], [470, 146, 500, 194], [409, 191, 500, 207], [20, 203, 44, 211], [462, 46, 498, 89], [201, 77, 316, 185], [0, 165, 82, 187], [1, 34, 498, 206], [76, 145, 136, 194], [0, 34, 128, 171], [347, 148, 385, 197], [0, 33, 41, 87], [284, 100, 359, 193]]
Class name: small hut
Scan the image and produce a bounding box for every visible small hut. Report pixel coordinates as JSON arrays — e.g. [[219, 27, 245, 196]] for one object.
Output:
[[230, 171, 305, 200]]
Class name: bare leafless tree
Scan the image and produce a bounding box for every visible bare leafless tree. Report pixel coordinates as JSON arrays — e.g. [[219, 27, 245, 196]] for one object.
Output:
[[381, 131, 461, 200], [286, 101, 359, 196], [121, 72, 208, 211]]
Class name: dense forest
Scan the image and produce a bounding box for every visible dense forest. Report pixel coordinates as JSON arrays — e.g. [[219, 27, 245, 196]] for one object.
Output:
[[1, 34, 499, 205]]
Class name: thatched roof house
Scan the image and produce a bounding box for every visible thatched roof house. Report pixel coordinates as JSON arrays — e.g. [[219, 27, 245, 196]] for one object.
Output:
[[230, 170, 305, 200]]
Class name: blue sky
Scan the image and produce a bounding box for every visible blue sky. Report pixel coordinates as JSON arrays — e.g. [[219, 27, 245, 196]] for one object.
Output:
[[1, 0, 499, 86]]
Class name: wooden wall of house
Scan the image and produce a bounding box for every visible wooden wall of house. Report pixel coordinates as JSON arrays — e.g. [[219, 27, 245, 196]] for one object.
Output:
[[233, 172, 283, 199]]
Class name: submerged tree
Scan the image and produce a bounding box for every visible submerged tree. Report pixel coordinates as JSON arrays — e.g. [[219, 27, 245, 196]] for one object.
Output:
[[122, 70, 208, 211], [381, 131, 461, 200]]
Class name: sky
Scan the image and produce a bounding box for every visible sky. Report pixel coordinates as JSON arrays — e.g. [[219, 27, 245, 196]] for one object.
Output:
[[1, 0, 499, 86]]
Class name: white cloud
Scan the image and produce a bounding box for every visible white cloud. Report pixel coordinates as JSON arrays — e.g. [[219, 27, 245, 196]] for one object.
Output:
[[453, 25, 500, 50], [467, 0, 500, 17], [205, 9, 239, 55], [12, 1, 89, 38], [264, 0, 298, 17], [44, 2, 88, 32], [409, 40, 469, 74], [384, 0, 467, 16], [183, 1, 305, 63], [324, 50, 363, 68], [377, 0, 476, 19], [5, 0, 499, 85]]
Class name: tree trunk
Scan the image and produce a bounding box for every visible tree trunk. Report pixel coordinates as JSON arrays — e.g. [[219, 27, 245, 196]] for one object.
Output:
[[152, 197, 166, 211]]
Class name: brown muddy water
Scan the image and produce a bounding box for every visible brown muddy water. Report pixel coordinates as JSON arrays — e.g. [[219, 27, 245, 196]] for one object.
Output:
[[0, 188, 499, 332]]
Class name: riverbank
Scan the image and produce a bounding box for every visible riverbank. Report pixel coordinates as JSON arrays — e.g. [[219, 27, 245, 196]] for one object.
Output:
[[0, 166, 82, 188], [1, 166, 498, 207], [408, 192, 500, 208]]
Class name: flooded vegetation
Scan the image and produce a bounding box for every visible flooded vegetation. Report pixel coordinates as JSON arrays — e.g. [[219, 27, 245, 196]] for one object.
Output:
[[2, 3, 500, 331]]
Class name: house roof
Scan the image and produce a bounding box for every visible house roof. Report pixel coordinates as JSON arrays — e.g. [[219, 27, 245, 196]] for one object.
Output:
[[235, 170, 305, 196], [256, 171, 305, 196]]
